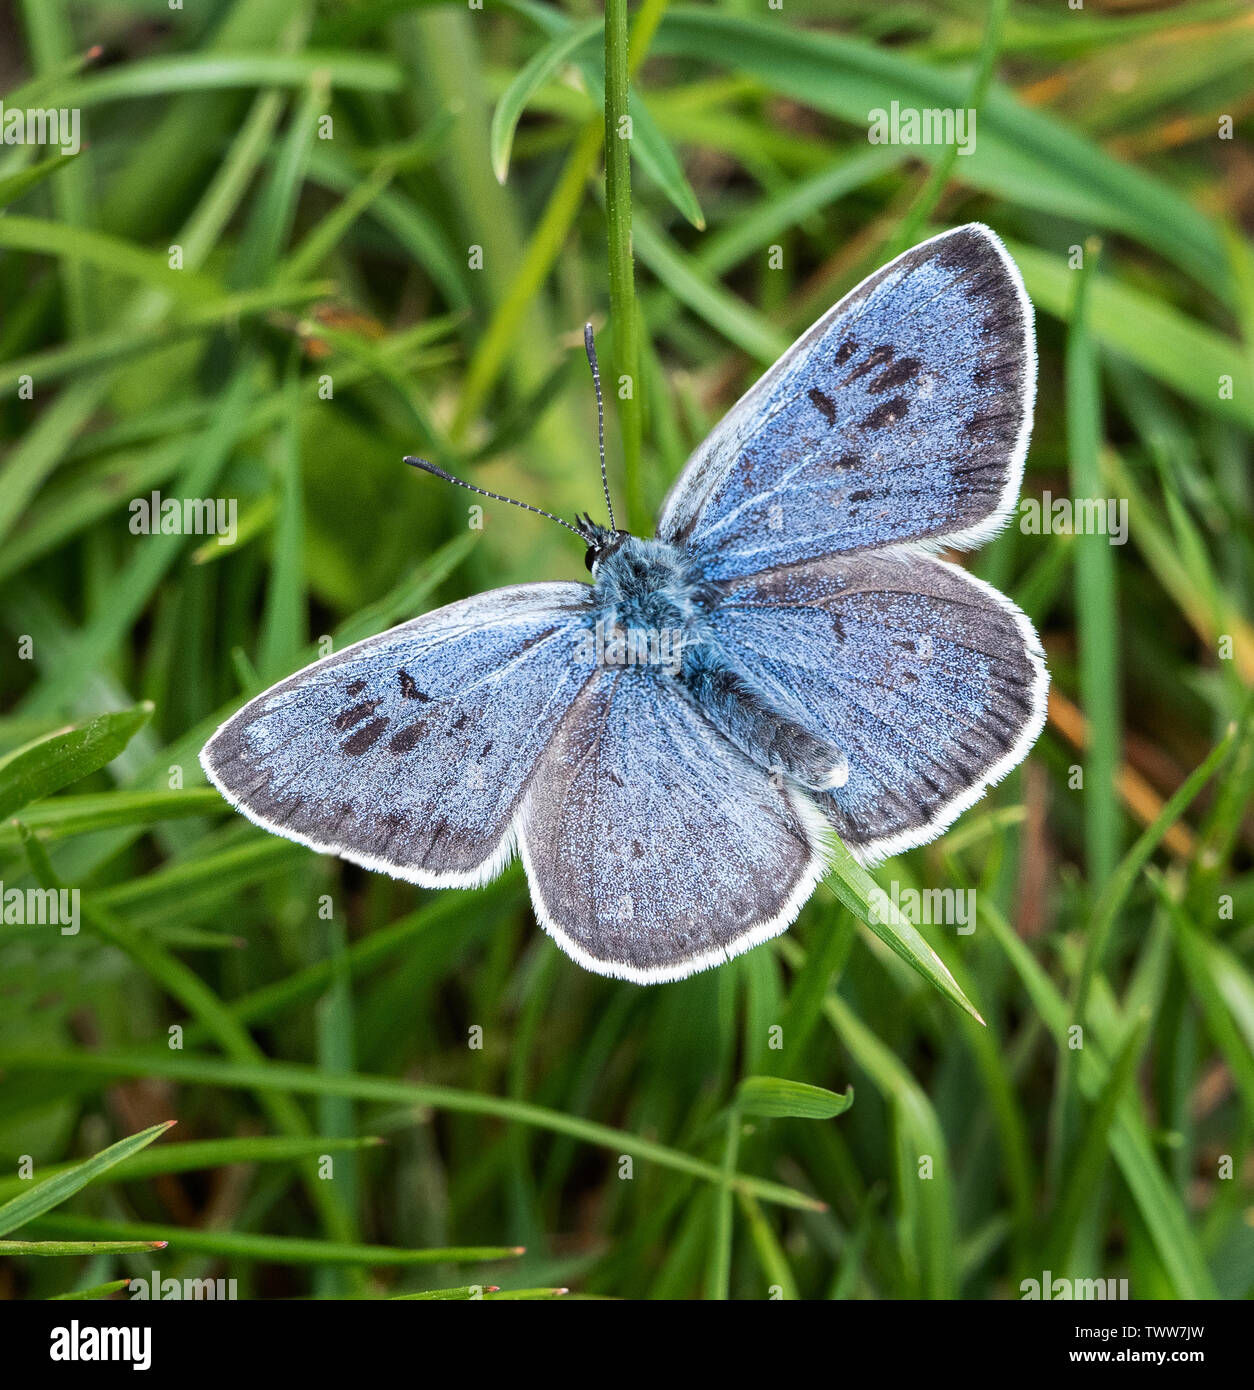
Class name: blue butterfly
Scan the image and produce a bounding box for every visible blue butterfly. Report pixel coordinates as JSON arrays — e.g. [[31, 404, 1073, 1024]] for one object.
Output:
[[201, 224, 1048, 984]]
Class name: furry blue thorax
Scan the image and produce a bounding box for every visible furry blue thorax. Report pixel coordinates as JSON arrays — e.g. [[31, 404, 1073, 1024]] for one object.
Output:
[[586, 532, 847, 792], [588, 532, 714, 634]]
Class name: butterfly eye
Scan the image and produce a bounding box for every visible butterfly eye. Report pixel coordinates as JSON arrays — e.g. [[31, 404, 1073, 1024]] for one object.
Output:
[[584, 547, 597, 573]]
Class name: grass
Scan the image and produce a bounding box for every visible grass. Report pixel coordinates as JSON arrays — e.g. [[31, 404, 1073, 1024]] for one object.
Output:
[[0, 0, 1251, 1301]]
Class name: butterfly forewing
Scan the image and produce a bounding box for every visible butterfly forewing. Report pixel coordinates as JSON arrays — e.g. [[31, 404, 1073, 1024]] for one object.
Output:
[[200, 584, 594, 886], [657, 224, 1035, 579]]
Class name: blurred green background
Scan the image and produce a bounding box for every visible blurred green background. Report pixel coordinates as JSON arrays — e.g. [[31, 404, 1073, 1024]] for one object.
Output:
[[0, 0, 1252, 1300]]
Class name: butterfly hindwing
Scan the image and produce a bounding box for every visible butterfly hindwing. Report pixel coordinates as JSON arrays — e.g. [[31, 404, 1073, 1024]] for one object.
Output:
[[200, 584, 594, 886], [708, 552, 1048, 861], [517, 668, 827, 982], [657, 224, 1035, 580]]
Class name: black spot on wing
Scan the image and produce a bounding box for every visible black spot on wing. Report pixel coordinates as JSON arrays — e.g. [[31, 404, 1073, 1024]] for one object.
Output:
[[335, 698, 383, 731], [341, 717, 389, 756], [843, 343, 895, 385], [833, 338, 859, 367], [397, 669, 429, 700], [388, 720, 427, 753], [346, 679, 367, 697], [861, 396, 909, 430], [808, 387, 838, 425], [868, 356, 921, 394]]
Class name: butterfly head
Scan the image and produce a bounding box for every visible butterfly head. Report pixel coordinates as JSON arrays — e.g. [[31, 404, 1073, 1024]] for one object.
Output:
[[578, 515, 630, 576]]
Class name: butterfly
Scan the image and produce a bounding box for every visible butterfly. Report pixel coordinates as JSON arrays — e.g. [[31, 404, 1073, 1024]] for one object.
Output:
[[201, 224, 1048, 984]]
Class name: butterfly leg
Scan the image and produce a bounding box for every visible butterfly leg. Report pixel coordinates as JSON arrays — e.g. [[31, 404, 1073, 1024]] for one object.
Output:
[[681, 648, 848, 792]]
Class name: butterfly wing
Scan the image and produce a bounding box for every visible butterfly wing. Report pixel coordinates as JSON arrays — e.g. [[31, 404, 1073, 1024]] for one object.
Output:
[[658, 224, 1034, 581], [707, 551, 1048, 862], [200, 583, 595, 886], [517, 669, 827, 982]]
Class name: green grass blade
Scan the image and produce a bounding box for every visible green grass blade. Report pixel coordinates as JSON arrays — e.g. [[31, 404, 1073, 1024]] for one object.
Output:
[[737, 1078, 854, 1120], [1067, 241, 1120, 893], [824, 836, 985, 1024], [490, 18, 603, 183], [0, 789, 222, 847], [0, 1121, 175, 1237], [50, 1280, 134, 1299], [0, 1049, 825, 1214], [64, 51, 404, 105], [604, 0, 645, 529], [23, 1217, 524, 1267], [0, 1136, 383, 1204], [0, 216, 219, 302], [0, 704, 153, 819], [0, 151, 80, 211]]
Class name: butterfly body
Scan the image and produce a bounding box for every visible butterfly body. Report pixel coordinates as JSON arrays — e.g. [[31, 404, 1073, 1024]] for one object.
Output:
[[681, 647, 850, 793], [585, 530, 847, 791], [202, 225, 1049, 983]]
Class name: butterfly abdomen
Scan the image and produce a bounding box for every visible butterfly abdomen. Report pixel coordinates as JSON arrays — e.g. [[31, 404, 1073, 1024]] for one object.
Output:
[[681, 646, 847, 792]]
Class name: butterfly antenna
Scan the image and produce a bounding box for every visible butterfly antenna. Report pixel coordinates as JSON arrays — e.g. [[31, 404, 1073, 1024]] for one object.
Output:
[[403, 457, 588, 540], [584, 323, 616, 530]]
